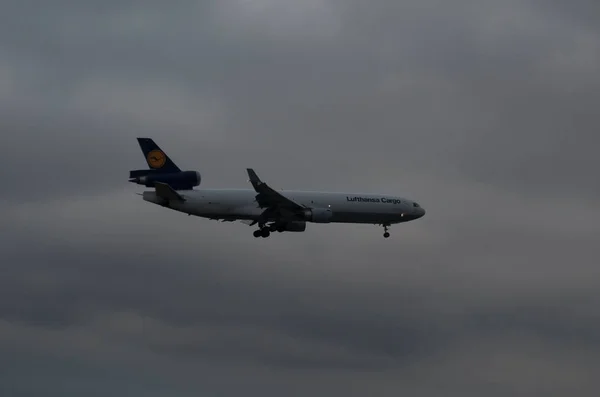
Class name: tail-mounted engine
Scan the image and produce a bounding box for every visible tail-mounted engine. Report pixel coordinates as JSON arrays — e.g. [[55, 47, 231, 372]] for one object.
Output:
[[129, 169, 201, 190], [302, 208, 333, 223]]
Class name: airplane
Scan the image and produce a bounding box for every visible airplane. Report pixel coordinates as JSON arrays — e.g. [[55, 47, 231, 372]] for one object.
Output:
[[129, 138, 425, 238]]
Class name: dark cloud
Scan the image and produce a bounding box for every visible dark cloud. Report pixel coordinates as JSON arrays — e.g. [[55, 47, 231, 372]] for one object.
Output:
[[1, 0, 600, 396]]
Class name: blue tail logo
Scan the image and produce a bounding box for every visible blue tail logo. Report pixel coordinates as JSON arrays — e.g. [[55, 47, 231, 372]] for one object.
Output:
[[136, 138, 181, 173], [147, 149, 167, 169], [129, 138, 201, 190]]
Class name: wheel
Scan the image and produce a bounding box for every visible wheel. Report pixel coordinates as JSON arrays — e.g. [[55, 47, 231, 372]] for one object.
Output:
[[261, 229, 271, 238], [383, 232, 390, 238], [253, 230, 262, 238]]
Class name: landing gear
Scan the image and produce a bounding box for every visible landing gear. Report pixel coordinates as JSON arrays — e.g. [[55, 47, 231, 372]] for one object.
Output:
[[253, 223, 271, 238], [251, 222, 289, 237], [383, 224, 390, 238]]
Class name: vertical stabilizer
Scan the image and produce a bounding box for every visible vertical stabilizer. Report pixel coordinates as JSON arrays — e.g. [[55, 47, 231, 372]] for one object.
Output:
[[136, 138, 181, 173]]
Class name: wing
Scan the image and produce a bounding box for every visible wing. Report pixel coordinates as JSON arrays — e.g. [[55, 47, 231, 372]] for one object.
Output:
[[246, 168, 305, 211]]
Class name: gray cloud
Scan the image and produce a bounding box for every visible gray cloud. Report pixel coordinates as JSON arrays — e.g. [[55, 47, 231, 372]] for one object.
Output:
[[1, 0, 600, 396]]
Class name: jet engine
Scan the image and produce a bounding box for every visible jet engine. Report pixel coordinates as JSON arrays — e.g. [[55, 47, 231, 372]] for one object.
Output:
[[302, 208, 333, 223], [129, 170, 201, 190]]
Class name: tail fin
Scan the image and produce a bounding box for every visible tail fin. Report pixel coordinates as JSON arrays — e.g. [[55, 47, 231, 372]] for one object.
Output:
[[136, 138, 181, 173]]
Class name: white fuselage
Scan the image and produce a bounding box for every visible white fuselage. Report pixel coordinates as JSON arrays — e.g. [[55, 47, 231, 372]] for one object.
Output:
[[142, 188, 425, 225]]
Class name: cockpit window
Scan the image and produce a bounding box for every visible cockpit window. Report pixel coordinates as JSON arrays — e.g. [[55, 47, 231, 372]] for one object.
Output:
[[413, 202, 420, 208]]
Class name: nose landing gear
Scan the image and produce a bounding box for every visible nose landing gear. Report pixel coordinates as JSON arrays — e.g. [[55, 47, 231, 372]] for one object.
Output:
[[383, 224, 390, 238]]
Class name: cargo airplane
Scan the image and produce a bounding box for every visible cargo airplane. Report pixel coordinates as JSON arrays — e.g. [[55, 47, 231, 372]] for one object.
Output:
[[129, 138, 425, 238]]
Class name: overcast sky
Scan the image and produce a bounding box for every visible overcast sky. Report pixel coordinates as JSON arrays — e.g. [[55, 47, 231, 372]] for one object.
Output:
[[1, 1, 599, 396]]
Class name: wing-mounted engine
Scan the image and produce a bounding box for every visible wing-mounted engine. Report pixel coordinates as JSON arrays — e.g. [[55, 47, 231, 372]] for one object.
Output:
[[129, 169, 201, 190], [302, 207, 333, 223]]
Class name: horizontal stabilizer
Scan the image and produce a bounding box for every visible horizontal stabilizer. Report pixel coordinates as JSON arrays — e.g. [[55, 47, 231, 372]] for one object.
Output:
[[155, 182, 185, 202]]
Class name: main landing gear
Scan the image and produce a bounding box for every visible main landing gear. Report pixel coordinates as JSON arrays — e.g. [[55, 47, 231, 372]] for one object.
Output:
[[253, 223, 279, 238], [253, 228, 270, 238], [382, 224, 390, 238], [253, 226, 272, 238]]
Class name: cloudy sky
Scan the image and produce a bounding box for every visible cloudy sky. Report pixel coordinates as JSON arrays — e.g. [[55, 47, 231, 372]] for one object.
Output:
[[1, 0, 599, 395]]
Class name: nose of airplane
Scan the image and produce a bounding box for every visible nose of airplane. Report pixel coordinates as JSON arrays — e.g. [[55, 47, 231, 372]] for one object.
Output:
[[416, 207, 425, 219]]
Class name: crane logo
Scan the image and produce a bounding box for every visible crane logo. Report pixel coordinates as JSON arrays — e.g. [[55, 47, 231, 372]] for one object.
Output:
[[147, 150, 166, 168]]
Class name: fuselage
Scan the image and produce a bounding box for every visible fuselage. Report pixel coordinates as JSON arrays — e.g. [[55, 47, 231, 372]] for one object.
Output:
[[143, 188, 425, 225]]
